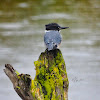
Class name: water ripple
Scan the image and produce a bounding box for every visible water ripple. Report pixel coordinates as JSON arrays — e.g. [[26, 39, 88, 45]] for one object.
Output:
[[31, 13, 75, 20], [0, 23, 23, 29]]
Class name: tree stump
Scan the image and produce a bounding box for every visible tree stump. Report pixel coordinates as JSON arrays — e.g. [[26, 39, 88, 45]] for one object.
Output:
[[4, 49, 69, 100]]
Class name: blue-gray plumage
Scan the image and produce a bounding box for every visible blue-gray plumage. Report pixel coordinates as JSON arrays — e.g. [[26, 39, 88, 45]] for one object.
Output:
[[44, 30, 62, 51], [44, 23, 69, 51]]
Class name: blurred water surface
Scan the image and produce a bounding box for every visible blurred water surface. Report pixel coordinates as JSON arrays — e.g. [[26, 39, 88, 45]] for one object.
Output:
[[0, 0, 100, 100]]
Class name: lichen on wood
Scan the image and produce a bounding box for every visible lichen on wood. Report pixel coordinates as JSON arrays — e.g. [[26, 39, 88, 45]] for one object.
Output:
[[4, 49, 69, 100], [33, 49, 69, 100]]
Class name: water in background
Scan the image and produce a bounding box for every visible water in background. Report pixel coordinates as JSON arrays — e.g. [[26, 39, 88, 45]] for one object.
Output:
[[0, 0, 100, 100]]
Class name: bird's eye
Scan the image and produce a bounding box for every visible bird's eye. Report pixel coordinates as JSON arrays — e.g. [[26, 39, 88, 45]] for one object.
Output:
[[58, 26, 60, 29]]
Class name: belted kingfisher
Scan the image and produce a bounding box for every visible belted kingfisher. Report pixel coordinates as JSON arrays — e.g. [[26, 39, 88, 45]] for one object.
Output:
[[44, 23, 69, 51]]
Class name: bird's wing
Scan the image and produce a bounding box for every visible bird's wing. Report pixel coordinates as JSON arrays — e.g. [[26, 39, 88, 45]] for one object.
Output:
[[44, 32, 50, 45], [52, 31, 62, 45]]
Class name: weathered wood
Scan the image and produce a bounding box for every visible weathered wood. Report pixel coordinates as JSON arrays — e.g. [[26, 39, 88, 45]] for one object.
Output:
[[4, 64, 33, 100], [4, 49, 69, 100]]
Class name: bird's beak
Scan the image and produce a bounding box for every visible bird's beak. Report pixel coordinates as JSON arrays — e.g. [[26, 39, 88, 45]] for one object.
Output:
[[60, 27, 69, 30]]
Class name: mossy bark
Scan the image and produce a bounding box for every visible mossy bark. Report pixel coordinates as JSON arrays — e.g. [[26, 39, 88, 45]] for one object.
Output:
[[4, 49, 69, 100]]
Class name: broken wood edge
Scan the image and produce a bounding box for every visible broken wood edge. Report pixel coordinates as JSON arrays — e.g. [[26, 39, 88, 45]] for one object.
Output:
[[4, 64, 33, 100]]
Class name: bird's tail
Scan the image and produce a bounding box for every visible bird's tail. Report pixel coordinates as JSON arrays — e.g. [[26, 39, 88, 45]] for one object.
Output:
[[47, 42, 57, 51], [47, 42, 53, 51]]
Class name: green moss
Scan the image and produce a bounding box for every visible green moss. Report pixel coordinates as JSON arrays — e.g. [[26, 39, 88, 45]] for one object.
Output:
[[14, 49, 68, 100], [44, 80, 52, 99], [15, 70, 20, 76], [16, 49, 68, 100], [16, 86, 20, 89], [31, 80, 44, 100]]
